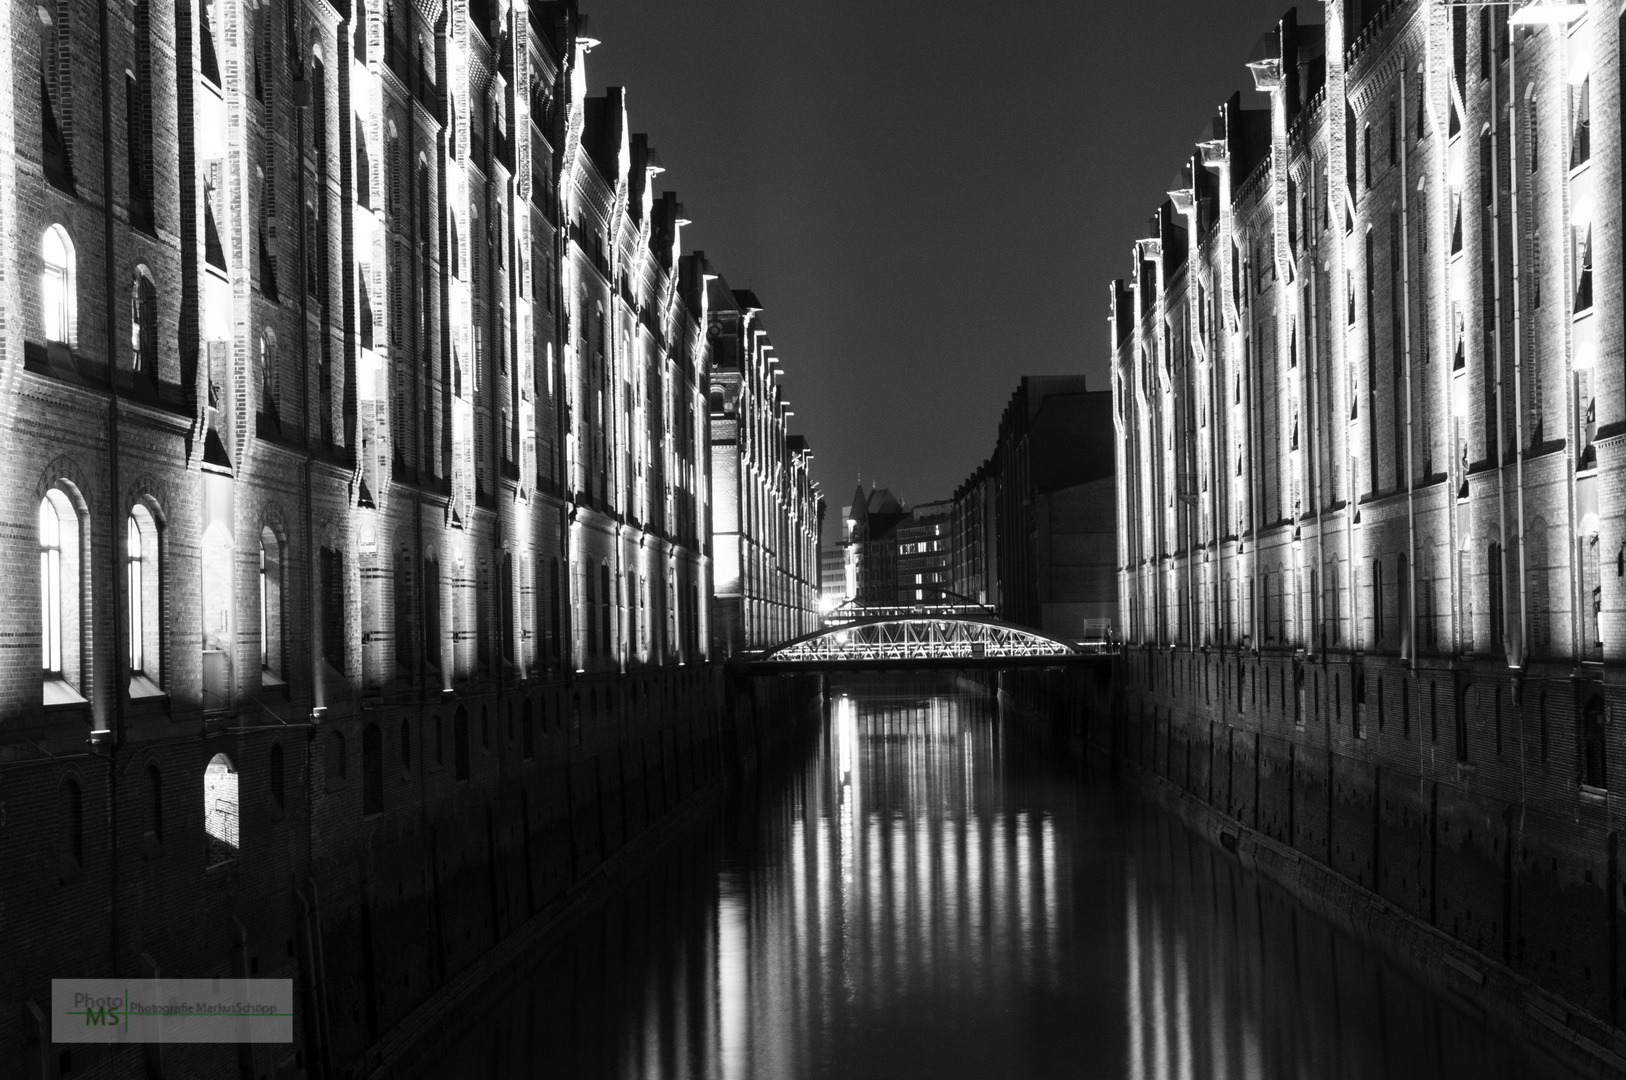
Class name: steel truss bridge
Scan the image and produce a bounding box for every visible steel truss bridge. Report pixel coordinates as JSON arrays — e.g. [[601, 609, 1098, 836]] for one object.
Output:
[[744, 609, 1116, 673]]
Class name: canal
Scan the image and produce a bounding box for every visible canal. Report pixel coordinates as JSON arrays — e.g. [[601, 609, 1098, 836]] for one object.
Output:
[[417, 676, 1576, 1079]]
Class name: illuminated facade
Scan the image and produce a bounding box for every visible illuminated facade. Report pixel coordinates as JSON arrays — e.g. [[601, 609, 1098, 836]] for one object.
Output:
[[0, 0, 818, 1072], [1112, 0, 1626, 1030], [707, 280, 824, 654]]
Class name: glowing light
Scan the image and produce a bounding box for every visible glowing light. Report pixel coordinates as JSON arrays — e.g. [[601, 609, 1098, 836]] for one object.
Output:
[[1510, 2, 1587, 25]]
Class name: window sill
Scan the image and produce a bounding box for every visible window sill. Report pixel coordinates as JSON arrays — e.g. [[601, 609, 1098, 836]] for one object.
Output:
[[205, 858, 239, 877], [1581, 785, 1608, 804], [129, 673, 167, 702], [44, 678, 87, 708]]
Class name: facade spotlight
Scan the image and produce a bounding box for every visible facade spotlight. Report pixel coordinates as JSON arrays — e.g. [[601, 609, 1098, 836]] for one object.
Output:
[[1246, 58, 1283, 91], [575, 13, 601, 51], [1197, 139, 1227, 167], [1167, 187, 1196, 215]]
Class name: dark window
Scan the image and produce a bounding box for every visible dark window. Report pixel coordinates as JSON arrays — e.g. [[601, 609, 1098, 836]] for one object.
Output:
[[320, 547, 346, 674], [1488, 543, 1505, 651], [395, 554, 414, 672], [454, 707, 470, 780], [126, 76, 152, 227], [522, 700, 534, 760], [600, 563, 612, 656], [362, 723, 383, 815], [1583, 696, 1608, 789], [422, 556, 441, 668], [501, 553, 515, 662], [141, 763, 163, 849], [400, 719, 411, 773]]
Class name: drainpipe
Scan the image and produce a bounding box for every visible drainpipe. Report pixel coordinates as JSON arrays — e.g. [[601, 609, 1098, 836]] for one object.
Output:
[[1401, 69, 1418, 666], [296, 70, 323, 718], [1505, 28, 1530, 670], [97, 0, 126, 979], [1489, 27, 1514, 668]]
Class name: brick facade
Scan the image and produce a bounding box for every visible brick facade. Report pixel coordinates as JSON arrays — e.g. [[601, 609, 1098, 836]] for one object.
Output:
[[1112, 0, 1626, 1040], [0, 0, 815, 1075]]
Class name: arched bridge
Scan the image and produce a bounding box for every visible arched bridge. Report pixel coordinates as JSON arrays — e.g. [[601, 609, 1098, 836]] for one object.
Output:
[[743, 613, 1116, 673]]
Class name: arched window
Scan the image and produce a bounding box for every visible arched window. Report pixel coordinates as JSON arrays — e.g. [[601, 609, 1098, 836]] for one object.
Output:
[[362, 723, 383, 815], [422, 554, 441, 669], [585, 560, 597, 659], [204, 753, 239, 865], [324, 729, 347, 790], [1372, 558, 1384, 647], [454, 706, 470, 780], [416, 158, 430, 248], [352, 0, 367, 63], [395, 549, 414, 673], [143, 762, 163, 850], [387, 121, 401, 216], [130, 269, 157, 373], [127, 505, 161, 685], [259, 330, 280, 422], [269, 742, 285, 809], [320, 546, 346, 674], [260, 527, 285, 680], [1487, 543, 1505, 651], [42, 225, 76, 345], [1582, 695, 1608, 790], [600, 562, 612, 657], [1397, 552, 1411, 659], [355, 115, 370, 209], [60, 776, 83, 882], [39, 489, 83, 692]]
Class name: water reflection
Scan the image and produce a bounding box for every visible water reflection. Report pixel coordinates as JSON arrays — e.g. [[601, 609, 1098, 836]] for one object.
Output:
[[424, 679, 1573, 1080]]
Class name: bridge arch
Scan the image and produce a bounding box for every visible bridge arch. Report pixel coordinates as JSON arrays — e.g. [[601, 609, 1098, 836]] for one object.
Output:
[[758, 615, 1082, 665]]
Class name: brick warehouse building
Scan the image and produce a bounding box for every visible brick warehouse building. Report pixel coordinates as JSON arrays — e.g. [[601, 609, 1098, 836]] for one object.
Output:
[[1111, 0, 1626, 1043], [0, 0, 821, 1075], [706, 281, 824, 656]]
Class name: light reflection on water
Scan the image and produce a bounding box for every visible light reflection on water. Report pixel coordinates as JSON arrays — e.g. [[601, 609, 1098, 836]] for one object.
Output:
[[423, 680, 1575, 1080]]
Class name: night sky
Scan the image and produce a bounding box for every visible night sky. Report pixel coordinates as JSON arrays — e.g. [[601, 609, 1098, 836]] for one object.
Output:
[[585, 0, 1306, 535]]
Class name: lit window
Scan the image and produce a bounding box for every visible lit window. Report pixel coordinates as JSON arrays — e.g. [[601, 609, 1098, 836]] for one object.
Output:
[[131, 270, 157, 372], [40, 495, 64, 674], [204, 753, 239, 865], [42, 224, 75, 345], [126, 507, 159, 674]]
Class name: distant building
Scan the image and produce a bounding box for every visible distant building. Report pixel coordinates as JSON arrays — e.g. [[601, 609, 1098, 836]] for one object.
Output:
[[951, 460, 1000, 608], [993, 377, 1118, 639], [943, 378, 1117, 639], [897, 500, 953, 604], [820, 547, 849, 613], [846, 484, 909, 606], [707, 281, 824, 655]]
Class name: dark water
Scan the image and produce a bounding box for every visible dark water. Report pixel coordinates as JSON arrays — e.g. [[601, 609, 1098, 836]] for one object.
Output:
[[423, 678, 1575, 1079]]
